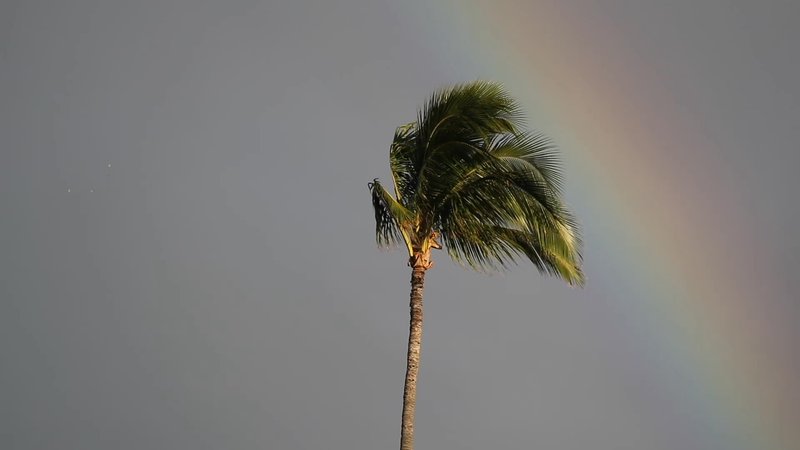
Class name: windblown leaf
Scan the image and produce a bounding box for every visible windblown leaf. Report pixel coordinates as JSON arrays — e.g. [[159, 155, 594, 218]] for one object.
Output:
[[369, 179, 409, 248]]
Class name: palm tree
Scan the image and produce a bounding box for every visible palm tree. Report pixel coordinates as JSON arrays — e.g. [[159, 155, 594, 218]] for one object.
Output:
[[369, 80, 584, 450]]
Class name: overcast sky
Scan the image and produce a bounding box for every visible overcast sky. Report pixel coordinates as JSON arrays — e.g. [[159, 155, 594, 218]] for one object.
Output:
[[1, 1, 798, 450]]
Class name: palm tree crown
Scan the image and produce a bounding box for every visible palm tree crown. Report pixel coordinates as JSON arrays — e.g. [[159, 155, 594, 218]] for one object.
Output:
[[370, 80, 584, 284]]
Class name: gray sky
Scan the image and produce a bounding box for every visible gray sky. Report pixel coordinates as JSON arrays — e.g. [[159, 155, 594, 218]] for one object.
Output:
[[1, 1, 798, 449]]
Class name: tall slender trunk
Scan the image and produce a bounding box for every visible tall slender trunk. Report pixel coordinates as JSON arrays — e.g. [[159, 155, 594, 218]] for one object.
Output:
[[400, 258, 427, 450]]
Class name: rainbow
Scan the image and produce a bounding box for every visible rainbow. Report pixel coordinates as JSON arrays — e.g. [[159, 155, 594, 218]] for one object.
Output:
[[395, 1, 798, 449]]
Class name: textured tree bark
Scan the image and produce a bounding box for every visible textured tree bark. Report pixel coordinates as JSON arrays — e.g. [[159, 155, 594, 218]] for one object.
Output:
[[400, 258, 427, 450]]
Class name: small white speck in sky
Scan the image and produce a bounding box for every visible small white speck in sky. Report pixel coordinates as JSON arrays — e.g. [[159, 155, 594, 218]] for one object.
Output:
[[67, 188, 71, 193], [108, 163, 112, 168]]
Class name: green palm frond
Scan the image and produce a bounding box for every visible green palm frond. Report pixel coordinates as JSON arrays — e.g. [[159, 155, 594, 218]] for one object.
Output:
[[389, 122, 419, 205], [417, 81, 524, 148], [370, 80, 584, 286], [489, 131, 565, 193], [369, 179, 411, 249]]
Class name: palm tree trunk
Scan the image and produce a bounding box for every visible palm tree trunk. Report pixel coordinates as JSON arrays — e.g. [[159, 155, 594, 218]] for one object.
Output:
[[400, 259, 427, 450]]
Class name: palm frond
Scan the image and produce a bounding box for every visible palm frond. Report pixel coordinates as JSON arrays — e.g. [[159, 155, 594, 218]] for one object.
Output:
[[489, 132, 565, 194], [369, 179, 412, 249], [492, 226, 584, 285], [418, 81, 524, 141], [429, 147, 565, 228], [389, 122, 419, 205], [415, 81, 525, 170], [437, 195, 583, 285]]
